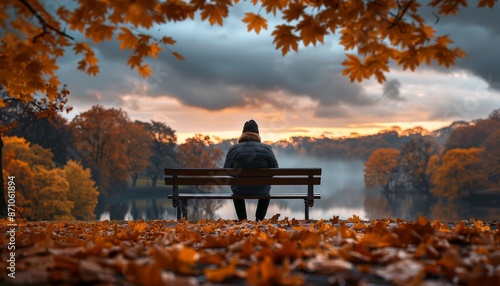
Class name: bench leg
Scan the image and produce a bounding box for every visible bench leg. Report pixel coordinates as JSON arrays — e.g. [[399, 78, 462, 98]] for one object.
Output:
[[304, 199, 309, 220], [176, 204, 181, 220], [181, 199, 188, 220], [176, 199, 189, 220]]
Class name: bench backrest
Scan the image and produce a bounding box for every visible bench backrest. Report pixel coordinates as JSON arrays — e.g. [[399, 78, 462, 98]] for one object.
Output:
[[164, 168, 321, 186]]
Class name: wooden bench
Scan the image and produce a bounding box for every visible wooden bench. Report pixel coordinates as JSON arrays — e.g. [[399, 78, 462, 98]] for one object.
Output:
[[165, 168, 321, 220]]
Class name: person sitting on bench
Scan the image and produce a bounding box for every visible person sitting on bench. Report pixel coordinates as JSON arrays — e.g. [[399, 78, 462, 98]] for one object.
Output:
[[223, 119, 279, 221]]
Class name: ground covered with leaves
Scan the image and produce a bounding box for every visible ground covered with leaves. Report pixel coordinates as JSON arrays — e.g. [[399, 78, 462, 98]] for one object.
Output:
[[1, 215, 499, 285]]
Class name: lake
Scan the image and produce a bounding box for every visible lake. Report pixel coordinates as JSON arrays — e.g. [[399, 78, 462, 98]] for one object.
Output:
[[98, 157, 499, 222]]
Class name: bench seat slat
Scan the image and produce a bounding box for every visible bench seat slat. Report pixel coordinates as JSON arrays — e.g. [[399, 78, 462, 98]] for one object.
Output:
[[165, 168, 321, 176], [167, 193, 321, 199], [165, 177, 321, 186]]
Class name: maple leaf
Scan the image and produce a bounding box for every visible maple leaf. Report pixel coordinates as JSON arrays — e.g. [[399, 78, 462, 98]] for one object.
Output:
[[363, 55, 389, 83], [296, 15, 327, 46], [471, 219, 490, 232], [282, 1, 306, 21], [149, 42, 162, 58], [272, 24, 300, 56], [435, 35, 454, 46], [330, 216, 340, 224], [85, 54, 99, 66], [435, 47, 463, 68], [418, 46, 435, 65], [201, 4, 226, 26], [86, 65, 99, 76], [73, 42, 90, 54], [262, 0, 287, 16], [204, 256, 239, 282], [347, 214, 361, 223], [413, 25, 435, 45], [172, 51, 185, 60], [127, 55, 142, 69], [86, 23, 114, 44], [295, 230, 320, 248], [117, 27, 137, 50], [478, 0, 497, 8], [242, 12, 268, 34], [398, 49, 420, 71], [342, 54, 366, 82], [161, 36, 176, 45], [77, 59, 87, 72], [373, 70, 386, 84]]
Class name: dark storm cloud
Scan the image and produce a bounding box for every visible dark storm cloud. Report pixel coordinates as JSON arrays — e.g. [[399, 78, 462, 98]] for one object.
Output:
[[158, 34, 378, 110], [419, 2, 500, 89], [382, 79, 405, 101], [83, 21, 379, 112]]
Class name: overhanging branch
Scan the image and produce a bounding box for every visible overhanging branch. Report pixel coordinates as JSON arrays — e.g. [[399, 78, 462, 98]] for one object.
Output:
[[18, 0, 75, 42], [389, 0, 413, 31]]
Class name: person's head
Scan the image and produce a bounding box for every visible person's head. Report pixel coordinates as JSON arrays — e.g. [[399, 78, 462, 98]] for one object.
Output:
[[242, 119, 259, 134]]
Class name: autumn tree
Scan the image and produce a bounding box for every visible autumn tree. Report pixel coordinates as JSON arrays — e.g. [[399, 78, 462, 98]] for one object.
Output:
[[444, 111, 500, 187], [125, 122, 153, 187], [64, 160, 99, 220], [4, 103, 75, 165], [481, 129, 500, 187], [489, 108, 500, 120], [2, 136, 99, 220], [2, 136, 55, 169], [445, 119, 500, 151], [32, 166, 74, 221], [1, 0, 497, 107], [70, 106, 132, 195], [364, 148, 400, 191], [176, 134, 223, 169], [2, 136, 49, 219], [176, 134, 223, 220], [3, 137, 70, 220], [3, 159, 35, 219], [0, 87, 70, 217], [393, 136, 440, 194], [70, 106, 154, 219], [136, 120, 177, 187], [430, 148, 486, 200]]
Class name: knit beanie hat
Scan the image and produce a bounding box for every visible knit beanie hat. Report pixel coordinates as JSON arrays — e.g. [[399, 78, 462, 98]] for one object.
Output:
[[243, 119, 259, 134]]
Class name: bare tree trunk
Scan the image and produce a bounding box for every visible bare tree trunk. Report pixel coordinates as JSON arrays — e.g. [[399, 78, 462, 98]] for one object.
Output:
[[0, 135, 7, 218], [151, 176, 158, 187], [131, 173, 139, 187]]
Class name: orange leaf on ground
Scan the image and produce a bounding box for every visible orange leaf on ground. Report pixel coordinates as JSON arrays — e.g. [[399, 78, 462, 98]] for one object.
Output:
[[204, 256, 239, 282]]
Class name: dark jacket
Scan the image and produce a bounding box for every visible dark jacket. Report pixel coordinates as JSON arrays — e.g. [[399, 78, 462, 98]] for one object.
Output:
[[223, 132, 279, 195]]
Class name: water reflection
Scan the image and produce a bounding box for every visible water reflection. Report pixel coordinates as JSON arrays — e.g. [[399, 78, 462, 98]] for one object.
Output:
[[365, 190, 500, 222], [97, 191, 499, 222]]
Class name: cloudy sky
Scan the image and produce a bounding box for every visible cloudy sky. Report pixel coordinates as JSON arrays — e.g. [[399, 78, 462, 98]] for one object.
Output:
[[54, 1, 500, 143]]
